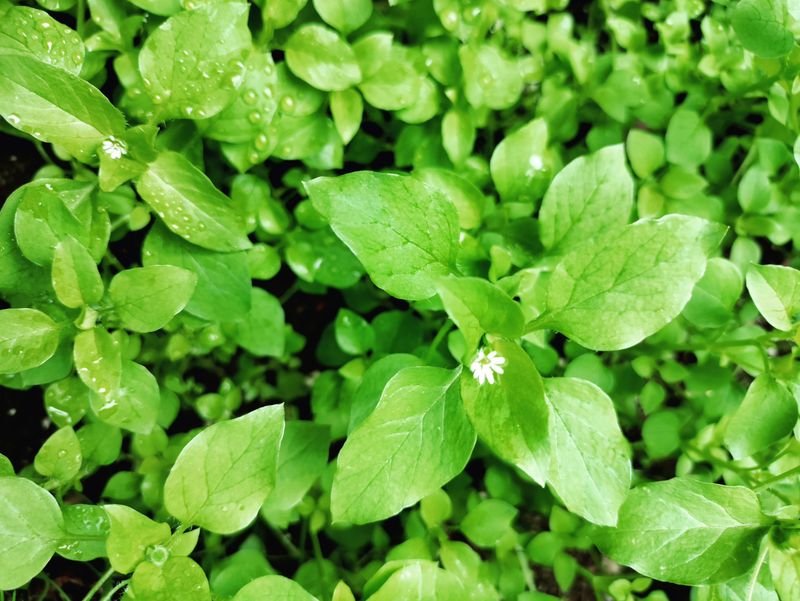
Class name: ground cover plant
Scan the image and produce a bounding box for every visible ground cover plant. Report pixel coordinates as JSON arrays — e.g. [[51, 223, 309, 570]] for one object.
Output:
[[0, 0, 800, 599]]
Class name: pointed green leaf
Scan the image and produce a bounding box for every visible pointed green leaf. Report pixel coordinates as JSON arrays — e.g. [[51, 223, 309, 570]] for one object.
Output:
[[746, 264, 800, 331], [285, 24, 362, 92], [104, 504, 171, 574], [130, 556, 211, 601], [233, 575, 319, 601], [52, 237, 103, 308], [73, 327, 122, 395], [89, 361, 159, 434], [0, 308, 60, 374]]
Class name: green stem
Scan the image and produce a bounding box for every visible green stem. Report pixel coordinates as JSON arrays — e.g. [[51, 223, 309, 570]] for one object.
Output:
[[311, 529, 332, 593], [76, 0, 86, 37], [425, 321, 453, 362], [755, 464, 800, 491], [99, 579, 129, 601], [81, 567, 114, 601], [268, 523, 303, 560], [515, 544, 535, 591]]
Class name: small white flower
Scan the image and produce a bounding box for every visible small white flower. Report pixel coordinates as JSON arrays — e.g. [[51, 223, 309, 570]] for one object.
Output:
[[102, 136, 128, 160], [470, 347, 506, 385]]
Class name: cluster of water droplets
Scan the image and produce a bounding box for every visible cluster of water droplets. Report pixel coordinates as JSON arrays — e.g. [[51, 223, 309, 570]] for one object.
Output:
[[8, 8, 84, 74]]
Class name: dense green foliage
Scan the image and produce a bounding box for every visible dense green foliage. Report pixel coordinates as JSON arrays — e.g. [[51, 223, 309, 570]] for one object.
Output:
[[0, 0, 799, 600]]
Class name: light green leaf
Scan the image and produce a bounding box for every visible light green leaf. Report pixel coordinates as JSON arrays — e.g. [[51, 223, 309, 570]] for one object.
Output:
[[746, 264, 800, 331], [263, 0, 308, 28], [626, 129, 665, 179], [731, 0, 794, 58], [460, 499, 518, 548], [536, 215, 726, 351], [34, 426, 82, 483], [104, 504, 171, 574], [724, 374, 798, 459], [331, 367, 475, 524], [285, 24, 362, 92], [306, 172, 459, 301], [57, 504, 109, 562], [0, 477, 63, 591], [109, 265, 197, 333], [330, 88, 363, 144], [460, 339, 549, 485], [665, 109, 712, 168], [52, 237, 103, 309], [73, 327, 122, 396], [164, 405, 285, 534], [539, 144, 634, 251], [89, 361, 160, 434], [543, 377, 631, 526], [142, 223, 251, 323], [460, 44, 522, 110], [698, 554, 779, 601], [0, 54, 125, 162], [130, 556, 211, 601], [368, 561, 466, 601], [0, 6, 84, 74], [442, 108, 475, 165], [682, 258, 743, 329], [334, 308, 374, 355], [770, 541, 800, 601], [490, 117, 550, 204], [594, 478, 771, 585], [136, 151, 251, 252], [413, 168, 483, 230], [138, 1, 251, 120], [358, 54, 422, 111], [233, 575, 319, 601], [0, 308, 60, 374], [313, 0, 372, 34], [231, 288, 285, 358]]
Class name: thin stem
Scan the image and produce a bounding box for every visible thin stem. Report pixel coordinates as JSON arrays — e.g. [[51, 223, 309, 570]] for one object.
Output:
[[515, 544, 535, 591], [425, 321, 453, 362], [81, 567, 114, 601], [755, 464, 800, 491], [267, 523, 303, 560], [99, 579, 129, 601], [311, 529, 332, 593], [76, 0, 86, 37]]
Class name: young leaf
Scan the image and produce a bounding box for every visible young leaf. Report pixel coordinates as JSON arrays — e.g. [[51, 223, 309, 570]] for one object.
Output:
[[142, 223, 252, 323], [130, 556, 212, 601], [731, 0, 794, 58], [89, 360, 160, 434], [413, 168, 484, 230], [313, 0, 372, 34], [543, 377, 631, 526], [138, 1, 251, 120], [746, 264, 800, 331], [0, 6, 84, 74], [331, 367, 475, 524], [233, 575, 319, 601], [52, 237, 104, 308], [594, 478, 772, 585], [164, 405, 285, 534], [368, 561, 466, 600], [0, 477, 63, 591], [538, 144, 634, 251], [0, 54, 125, 162], [231, 288, 285, 358], [58, 504, 109, 562], [73, 327, 122, 395], [0, 308, 60, 374], [535, 215, 726, 351], [665, 109, 712, 169], [135, 151, 252, 252], [769, 541, 800, 601], [459, 44, 522, 110], [490, 117, 550, 204], [109, 265, 197, 333], [104, 504, 171, 574], [724, 374, 798, 460], [306, 172, 459, 301], [330, 88, 363, 144], [460, 339, 549, 485], [285, 24, 362, 92], [34, 426, 82, 483]]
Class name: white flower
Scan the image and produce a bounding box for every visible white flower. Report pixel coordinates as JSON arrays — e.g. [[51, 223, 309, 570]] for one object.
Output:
[[102, 136, 128, 160], [470, 347, 506, 385]]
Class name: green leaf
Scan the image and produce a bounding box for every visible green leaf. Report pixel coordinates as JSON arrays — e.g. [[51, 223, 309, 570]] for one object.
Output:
[[368, 561, 466, 601], [539, 144, 634, 251], [135, 151, 252, 252], [459, 44, 522, 110], [89, 360, 160, 434], [104, 504, 171, 574], [261, 422, 330, 522], [731, 0, 794, 58], [460, 499, 518, 548], [0, 477, 63, 591], [142, 223, 252, 323], [34, 426, 82, 482], [13, 178, 103, 266], [442, 108, 475, 165], [0, 54, 125, 162], [73, 327, 122, 396], [285, 24, 362, 92], [331, 367, 475, 524], [665, 109, 712, 168], [138, 1, 251, 120], [358, 53, 422, 111], [109, 265, 197, 333], [460, 339, 549, 485], [334, 308, 374, 355], [306, 172, 459, 301], [537, 215, 726, 351], [490, 117, 550, 204], [770, 541, 800, 601], [724, 374, 798, 459], [57, 504, 109, 562], [313, 0, 372, 34], [233, 575, 319, 601], [0, 6, 84, 74], [130, 556, 212, 601], [746, 264, 800, 331], [52, 237, 103, 309], [594, 478, 771, 585], [413, 168, 483, 230], [699, 555, 779, 601], [164, 405, 285, 534], [543, 377, 631, 526], [330, 88, 363, 144], [0, 308, 60, 374], [626, 129, 665, 179], [682, 258, 743, 329], [231, 288, 285, 358]]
